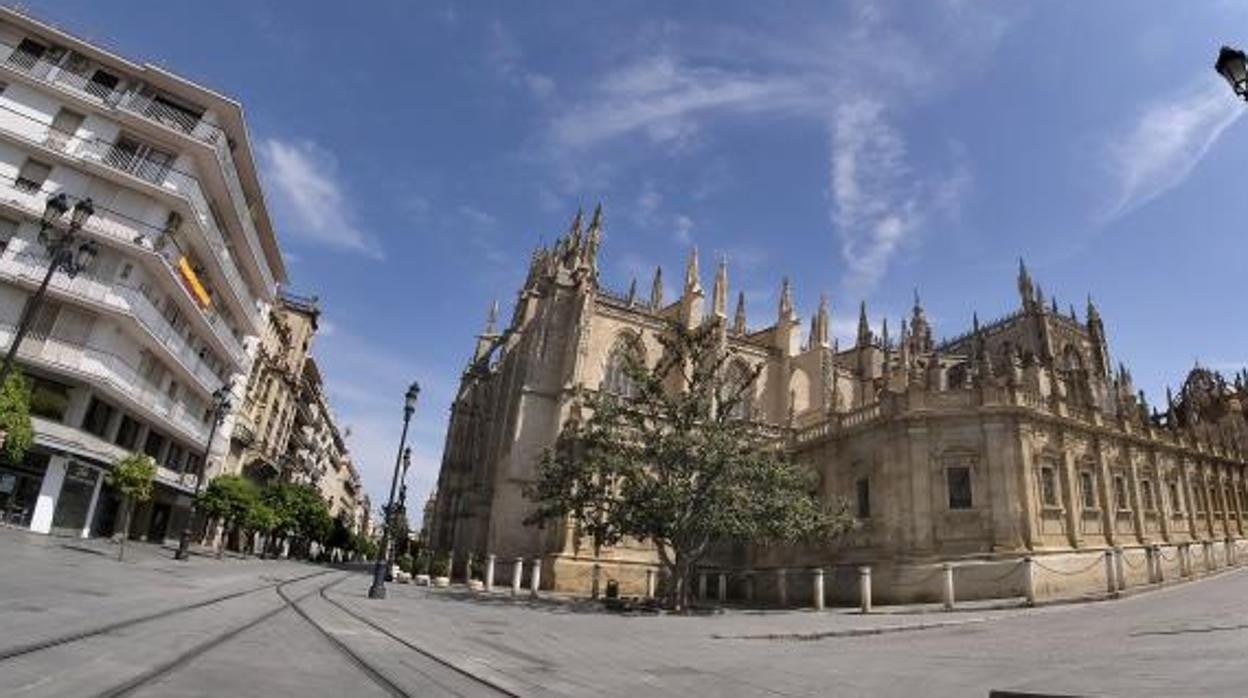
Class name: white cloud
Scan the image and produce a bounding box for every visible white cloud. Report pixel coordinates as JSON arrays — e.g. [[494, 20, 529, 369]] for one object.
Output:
[[673, 214, 694, 245], [487, 20, 556, 101], [1102, 76, 1244, 221], [260, 138, 383, 259]]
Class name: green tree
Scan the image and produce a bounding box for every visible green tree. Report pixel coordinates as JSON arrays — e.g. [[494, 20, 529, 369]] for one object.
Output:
[[107, 453, 157, 561], [0, 369, 34, 465], [261, 483, 331, 559], [198, 474, 260, 558], [242, 500, 278, 556], [528, 321, 853, 610]]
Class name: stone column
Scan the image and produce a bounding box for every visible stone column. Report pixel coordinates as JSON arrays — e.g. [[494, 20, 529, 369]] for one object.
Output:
[[1125, 444, 1147, 544], [1094, 440, 1117, 548], [529, 558, 542, 597], [716, 573, 727, 604], [29, 456, 68, 534], [465, 552, 475, 584], [1061, 445, 1081, 548], [1023, 557, 1036, 606], [1017, 429, 1040, 550], [1154, 546, 1164, 583], [812, 568, 825, 611], [941, 563, 955, 611], [511, 557, 524, 596], [645, 568, 656, 599], [485, 554, 496, 591], [1104, 549, 1117, 595], [858, 566, 872, 613], [777, 568, 788, 608], [698, 571, 708, 601]]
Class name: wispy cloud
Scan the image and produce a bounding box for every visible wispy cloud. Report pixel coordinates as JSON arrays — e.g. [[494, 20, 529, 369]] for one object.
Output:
[[260, 138, 383, 259], [487, 20, 556, 101], [1102, 76, 1244, 221]]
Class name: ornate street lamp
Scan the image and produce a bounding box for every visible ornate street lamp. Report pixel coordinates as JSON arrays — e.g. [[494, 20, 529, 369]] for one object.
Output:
[[174, 386, 232, 561], [369, 382, 420, 599], [0, 193, 96, 389], [1215, 45, 1248, 101]]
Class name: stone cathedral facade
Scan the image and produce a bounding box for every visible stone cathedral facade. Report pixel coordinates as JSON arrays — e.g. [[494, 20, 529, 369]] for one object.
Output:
[[428, 208, 1248, 601]]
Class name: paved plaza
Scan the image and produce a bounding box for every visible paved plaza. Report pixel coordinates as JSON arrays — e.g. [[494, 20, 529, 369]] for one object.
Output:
[[3, 529, 1248, 696]]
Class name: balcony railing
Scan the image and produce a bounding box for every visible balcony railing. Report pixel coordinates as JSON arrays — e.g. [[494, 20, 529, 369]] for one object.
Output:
[[0, 174, 250, 366], [0, 250, 227, 396], [0, 323, 210, 444], [0, 39, 275, 294]]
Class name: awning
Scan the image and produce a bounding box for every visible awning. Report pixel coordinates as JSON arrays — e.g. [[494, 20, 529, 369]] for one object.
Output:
[[177, 256, 212, 308]]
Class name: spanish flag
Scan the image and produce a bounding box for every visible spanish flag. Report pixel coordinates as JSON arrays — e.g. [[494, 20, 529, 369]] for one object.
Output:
[[178, 256, 212, 308]]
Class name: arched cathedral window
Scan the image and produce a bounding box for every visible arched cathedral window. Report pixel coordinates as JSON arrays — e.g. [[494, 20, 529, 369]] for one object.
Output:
[[602, 334, 644, 399]]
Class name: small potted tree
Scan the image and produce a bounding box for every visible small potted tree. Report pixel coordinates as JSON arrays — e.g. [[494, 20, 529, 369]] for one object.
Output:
[[414, 550, 432, 586], [468, 558, 486, 591], [107, 453, 157, 561], [430, 554, 451, 588]]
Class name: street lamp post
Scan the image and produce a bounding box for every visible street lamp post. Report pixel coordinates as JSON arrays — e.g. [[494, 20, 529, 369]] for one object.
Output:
[[0, 193, 96, 389], [175, 386, 232, 561], [1215, 45, 1248, 101], [369, 382, 420, 600]]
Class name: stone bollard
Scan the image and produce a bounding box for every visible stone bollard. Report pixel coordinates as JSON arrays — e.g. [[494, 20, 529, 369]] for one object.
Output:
[[1114, 547, 1126, 593], [1154, 547, 1164, 583], [1104, 549, 1117, 596], [485, 554, 496, 592], [717, 573, 727, 604], [529, 558, 542, 597], [1023, 557, 1036, 607], [1179, 544, 1190, 578], [1205, 542, 1215, 573], [812, 568, 825, 611], [465, 552, 475, 584], [698, 572, 708, 601], [646, 568, 656, 599], [1144, 546, 1156, 584], [1227, 538, 1234, 567], [942, 563, 955, 611], [777, 568, 788, 608], [858, 566, 872, 614], [512, 557, 524, 596]]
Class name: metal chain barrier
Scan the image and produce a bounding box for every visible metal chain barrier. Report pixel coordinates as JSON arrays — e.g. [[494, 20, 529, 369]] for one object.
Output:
[[956, 559, 1025, 583], [1121, 549, 1149, 569], [1031, 556, 1104, 578]]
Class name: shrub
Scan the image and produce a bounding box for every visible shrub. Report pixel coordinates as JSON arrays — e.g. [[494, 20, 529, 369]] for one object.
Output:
[[430, 555, 450, 578]]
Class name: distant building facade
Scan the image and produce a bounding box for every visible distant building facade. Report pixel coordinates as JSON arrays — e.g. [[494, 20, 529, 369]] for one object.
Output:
[[429, 208, 1248, 600], [0, 8, 284, 541]]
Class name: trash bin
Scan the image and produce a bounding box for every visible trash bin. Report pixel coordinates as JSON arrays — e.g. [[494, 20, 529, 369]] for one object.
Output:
[[605, 579, 620, 599]]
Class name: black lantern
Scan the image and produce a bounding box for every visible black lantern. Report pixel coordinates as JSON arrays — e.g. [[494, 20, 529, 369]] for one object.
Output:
[[404, 381, 421, 415], [71, 240, 98, 274], [42, 192, 68, 226], [70, 197, 95, 229], [1215, 46, 1248, 100]]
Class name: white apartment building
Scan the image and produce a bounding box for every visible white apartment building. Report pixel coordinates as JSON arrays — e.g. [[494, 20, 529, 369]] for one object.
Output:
[[0, 8, 284, 541]]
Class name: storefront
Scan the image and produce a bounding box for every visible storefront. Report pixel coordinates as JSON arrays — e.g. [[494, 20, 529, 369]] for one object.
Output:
[[0, 451, 50, 528]]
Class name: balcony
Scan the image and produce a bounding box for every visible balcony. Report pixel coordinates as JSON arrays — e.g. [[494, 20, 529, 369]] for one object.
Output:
[[0, 322, 210, 445], [0, 38, 275, 293], [0, 169, 249, 367], [0, 249, 226, 396]]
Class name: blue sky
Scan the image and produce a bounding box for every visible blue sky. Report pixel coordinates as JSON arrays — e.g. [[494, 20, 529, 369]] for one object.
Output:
[[26, 1, 1248, 520]]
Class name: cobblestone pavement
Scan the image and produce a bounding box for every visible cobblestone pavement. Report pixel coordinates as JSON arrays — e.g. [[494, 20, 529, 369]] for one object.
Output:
[[4, 528, 1248, 696]]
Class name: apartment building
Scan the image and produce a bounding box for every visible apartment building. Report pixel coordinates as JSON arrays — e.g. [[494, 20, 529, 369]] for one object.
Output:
[[0, 8, 284, 541]]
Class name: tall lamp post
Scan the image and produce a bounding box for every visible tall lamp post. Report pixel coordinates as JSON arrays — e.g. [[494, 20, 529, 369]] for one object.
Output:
[[0, 192, 96, 389], [1215, 46, 1247, 101], [369, 382, 420, 599], [175, 386, 232, 561]]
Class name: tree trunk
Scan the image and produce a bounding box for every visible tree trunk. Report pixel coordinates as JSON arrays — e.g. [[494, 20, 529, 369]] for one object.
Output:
[[591, 540, 602, 599], [116, 497, 132, 562]]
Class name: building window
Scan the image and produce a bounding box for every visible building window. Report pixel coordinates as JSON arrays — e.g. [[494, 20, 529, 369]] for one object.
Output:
[[114, 415, 141, 450], [1141, 480, 1155, 511], [46, 107, 85, 152], [856, 477, 871, 519], [143, 429, 167, 461], [15, 158, 52, 194], [1039, 467, 1058, 508], [1170, 481, 1182, 513], [7, 38, 48, 71], [85, 69, 120, 100], [0, 215, 19, 251], [602, 335, 644, 399], [165, 442, 185, 472], [104, 134, 174, 185], [1114, 476, 1129, 511], [1080, 471, 1096, 510], [81, 397, 115, 438], [947, 467, 973, 510]]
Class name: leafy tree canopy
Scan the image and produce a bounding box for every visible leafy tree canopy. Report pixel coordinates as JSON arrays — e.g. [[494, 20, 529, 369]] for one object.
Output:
[[0, 369, 34, 465], [108, 453, 157, 503]]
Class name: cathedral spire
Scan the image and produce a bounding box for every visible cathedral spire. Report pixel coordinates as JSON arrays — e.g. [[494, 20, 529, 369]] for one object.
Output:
[[650, 266, 664, 309], [484, 299, 499, 336], [626, 277, 637, 306], [1086, 295, 1101, 326], [733, 291, 747, 335], [1017, 257, 1035, 309], [712, 255, 728, 317], [778, 277, 795, 322], [684, 247, 702, 295], [857, 300, 871, 347], [473, 299, 500, 363], [812, 293, 829, 348], [583, 203, 603, 268], [881, 316, 890, 351]]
